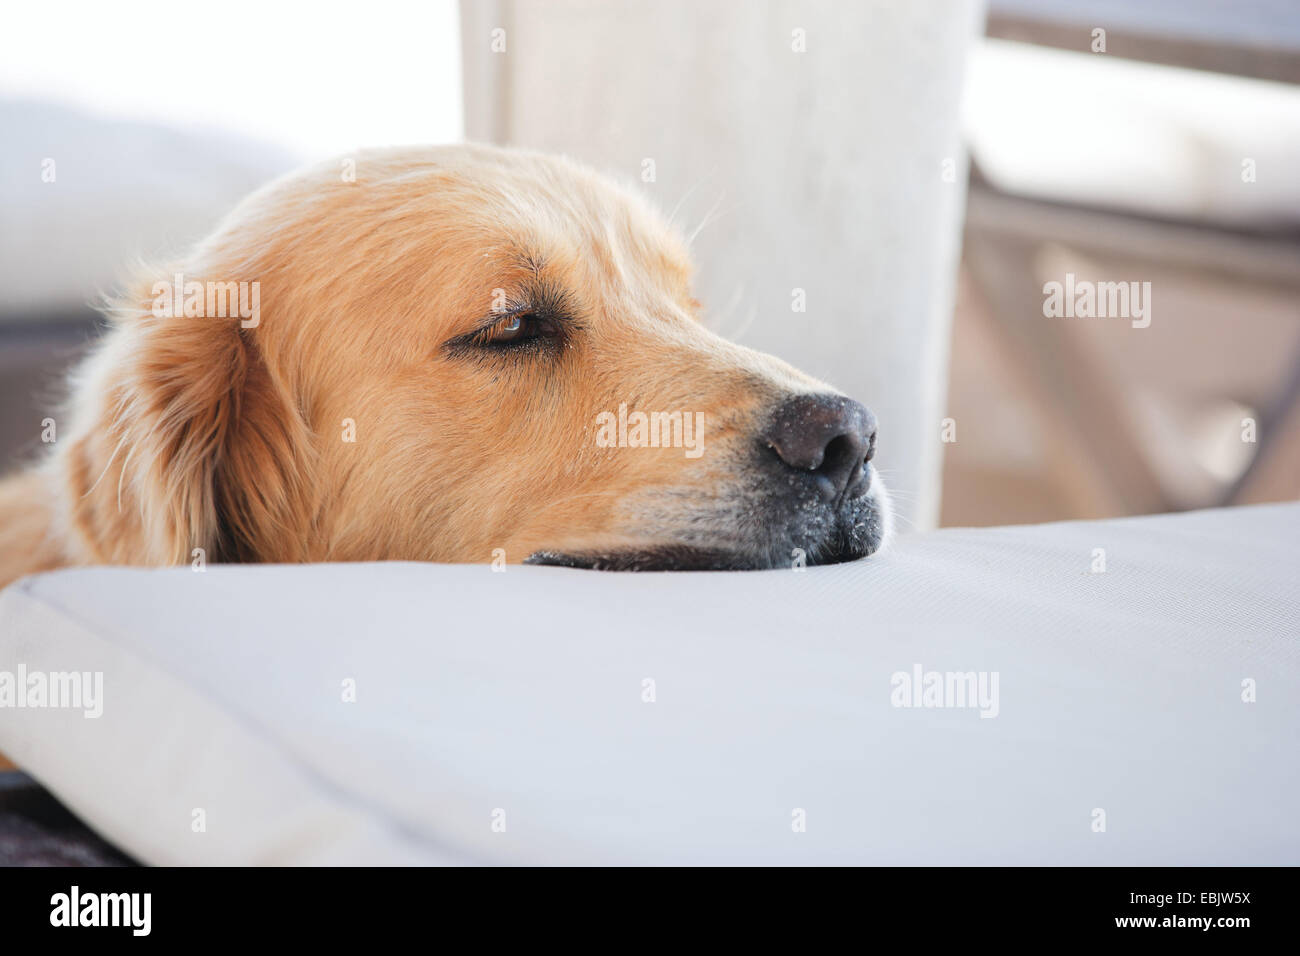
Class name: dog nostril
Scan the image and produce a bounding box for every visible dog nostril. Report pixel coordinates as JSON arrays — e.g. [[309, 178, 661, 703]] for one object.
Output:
[[822, 435, 857, 472], [816, 435, 863, 501], [763, 394, 877, 503]]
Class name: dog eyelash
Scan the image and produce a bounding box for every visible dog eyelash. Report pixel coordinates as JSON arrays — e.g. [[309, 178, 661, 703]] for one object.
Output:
[[443, 309, 571, 358]]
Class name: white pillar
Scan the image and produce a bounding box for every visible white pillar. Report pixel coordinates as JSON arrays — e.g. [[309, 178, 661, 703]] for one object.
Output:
[[461, 0, 984, 530]]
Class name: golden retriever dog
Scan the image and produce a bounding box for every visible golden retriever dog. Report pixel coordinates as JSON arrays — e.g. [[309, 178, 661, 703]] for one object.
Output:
[[0, 144, 889, 588]]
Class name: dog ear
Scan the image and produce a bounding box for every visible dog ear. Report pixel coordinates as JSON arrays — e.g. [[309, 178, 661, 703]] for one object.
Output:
[[61, 275, 315, 567]]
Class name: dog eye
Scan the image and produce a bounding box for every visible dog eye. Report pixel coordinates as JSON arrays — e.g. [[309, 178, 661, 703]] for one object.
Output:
[[491, 314, 527, 341], [473, 313, 549, 348]]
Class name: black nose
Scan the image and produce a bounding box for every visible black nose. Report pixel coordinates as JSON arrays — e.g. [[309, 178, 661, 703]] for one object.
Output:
[[762, 394, 877, 503]]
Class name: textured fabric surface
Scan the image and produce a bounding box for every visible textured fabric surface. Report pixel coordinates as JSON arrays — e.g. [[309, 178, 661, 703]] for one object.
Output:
[[0, 503, 1296, 864]]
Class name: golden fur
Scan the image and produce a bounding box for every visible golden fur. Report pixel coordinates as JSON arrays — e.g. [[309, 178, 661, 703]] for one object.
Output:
[[0, 144, 887, 588]]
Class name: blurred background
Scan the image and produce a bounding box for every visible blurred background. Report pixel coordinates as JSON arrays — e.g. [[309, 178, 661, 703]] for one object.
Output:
[[2, 0, 1298, 532]]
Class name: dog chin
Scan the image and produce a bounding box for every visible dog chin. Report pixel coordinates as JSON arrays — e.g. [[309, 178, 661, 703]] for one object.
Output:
[[525, 546, 766, 572], [526, 477, 892, 572]]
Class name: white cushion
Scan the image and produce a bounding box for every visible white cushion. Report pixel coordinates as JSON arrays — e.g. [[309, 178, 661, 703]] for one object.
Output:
[[1, 503, 1296, 864], [0, 99, 296, 319]]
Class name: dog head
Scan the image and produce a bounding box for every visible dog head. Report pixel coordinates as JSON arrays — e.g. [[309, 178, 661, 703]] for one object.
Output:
[[60, 145, 890, 571]]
